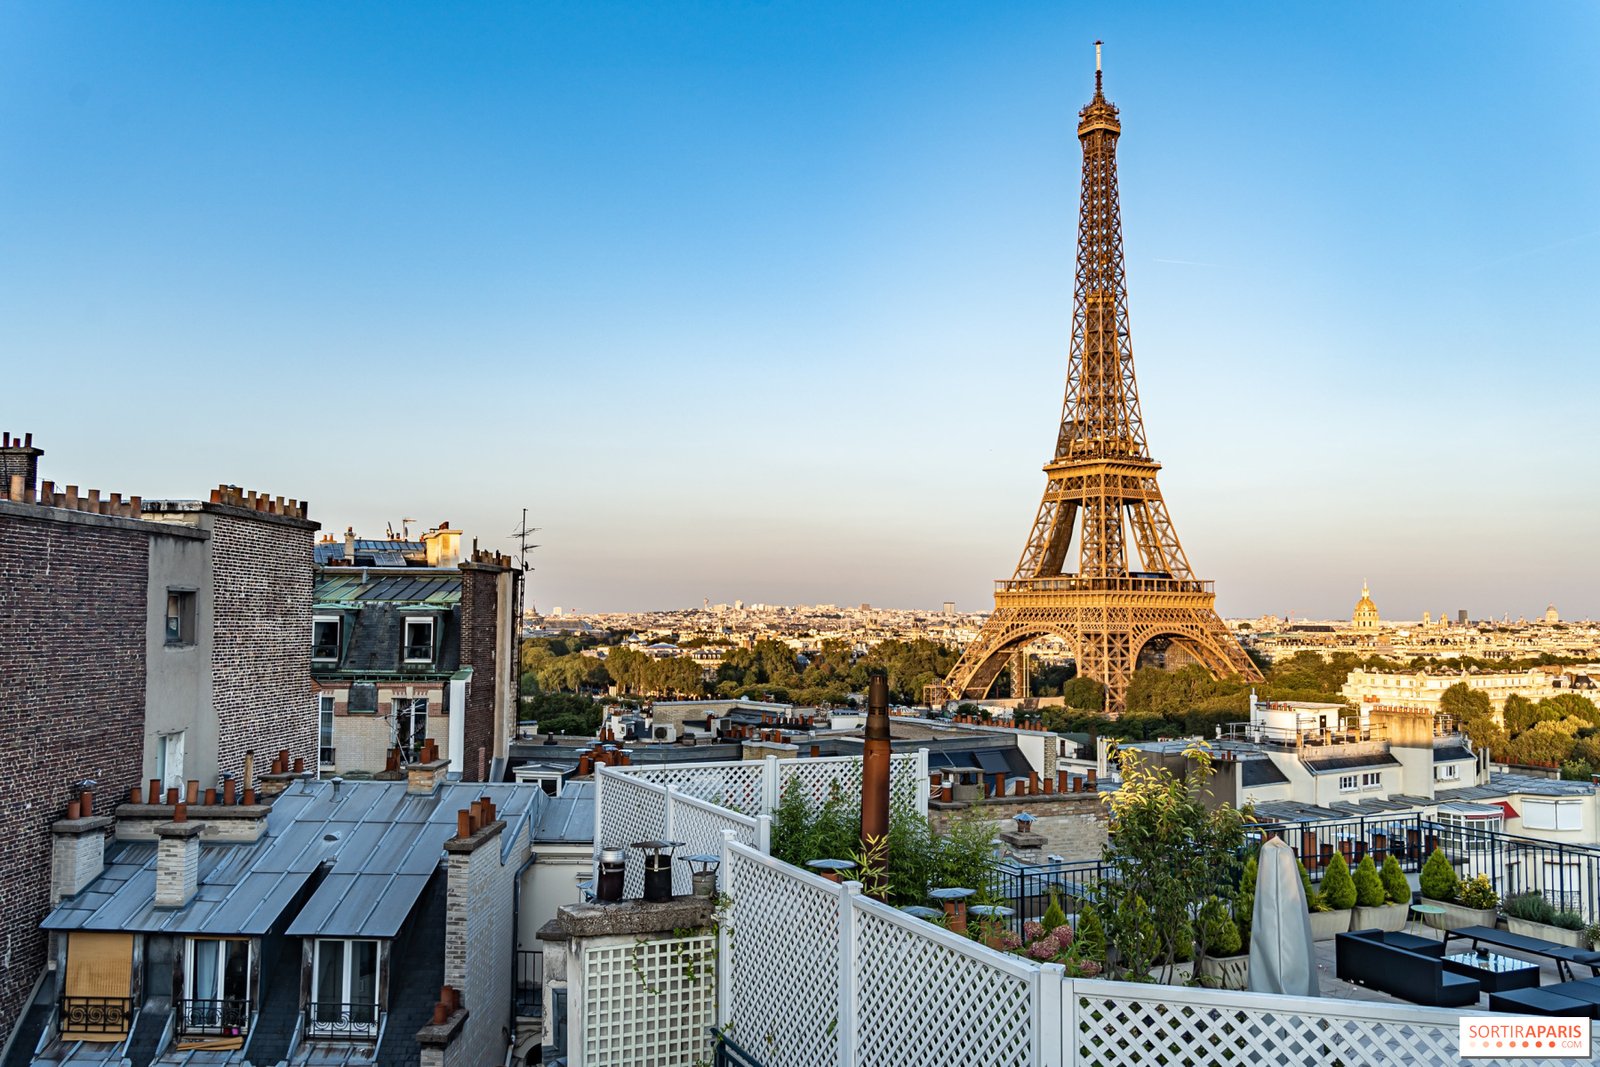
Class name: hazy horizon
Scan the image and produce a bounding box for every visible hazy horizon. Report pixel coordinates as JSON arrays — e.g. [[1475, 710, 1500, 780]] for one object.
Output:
[[4, 3, 1597, 620]]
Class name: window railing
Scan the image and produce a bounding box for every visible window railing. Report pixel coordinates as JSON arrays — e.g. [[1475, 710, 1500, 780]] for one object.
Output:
[[305, 1001, 379, 1041], [403, 643, 433, 662], [319, 746, 336, 766], [514, 949, 543, 1017], [177, 998, 251, 1037], [312, 643, 340, 660], [59, 996, 133, 1036]]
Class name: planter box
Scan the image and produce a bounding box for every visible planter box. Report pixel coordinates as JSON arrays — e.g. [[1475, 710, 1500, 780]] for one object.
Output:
[[1505, 916, 1590, 949], [1198, 953, 1250, 990], [1308, 909, 1353, 941], [1148, 960, 1194, 985], [1420, 899, 1498, 932], [1352, 902, 1410, 933]]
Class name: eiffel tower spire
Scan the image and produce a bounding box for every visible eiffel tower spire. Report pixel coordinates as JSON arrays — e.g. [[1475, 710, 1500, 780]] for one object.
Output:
[[929, 46, 1260, 715]]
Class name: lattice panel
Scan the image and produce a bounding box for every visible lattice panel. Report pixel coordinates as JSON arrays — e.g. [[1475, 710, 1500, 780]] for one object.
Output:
[[596, 770, 668, 899], [854, 904, 1034, 1067], [582, 933, 716, 1067], [1071, 989, 1533, 1067], [615, 760, 768, 815], [774, 753, 924, 815], [725, 847, 843, 1067], [669, 793, 759, 895]]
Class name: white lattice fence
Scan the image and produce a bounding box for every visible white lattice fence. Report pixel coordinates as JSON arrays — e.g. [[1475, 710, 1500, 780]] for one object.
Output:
[[1066, 981, 1568, 1067], [580, 932, 716, 1067], [720, 842, 844, 1067], [853, 897, 1039, 1067], [605, 751, 931, 821], [594, 769, 669, 899], [609, 759, 769, 815], [668, 792, 761, 894], [771, 751, 928, 813]]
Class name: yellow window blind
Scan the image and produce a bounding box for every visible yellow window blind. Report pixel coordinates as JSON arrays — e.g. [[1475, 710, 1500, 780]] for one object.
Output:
[[62, 932, 133, 1041]]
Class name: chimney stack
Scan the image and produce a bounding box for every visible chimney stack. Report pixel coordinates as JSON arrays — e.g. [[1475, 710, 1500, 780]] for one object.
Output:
[[344, 526, 357, 563], [0, 432, 44, 502], [154, 818, 203, 908], [859, 671, 891, 899]]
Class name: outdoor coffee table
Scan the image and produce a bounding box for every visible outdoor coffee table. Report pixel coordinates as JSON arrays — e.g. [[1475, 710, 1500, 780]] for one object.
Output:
[[1443, 950, 1540, 994]]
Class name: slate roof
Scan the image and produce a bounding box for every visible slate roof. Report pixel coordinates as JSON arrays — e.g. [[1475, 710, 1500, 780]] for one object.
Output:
[[315, 571, 461, 606], [1298, 753, 1404, 775], [43, 781, 541, 939], [1437, 773, 1598, 801], [1433, 745, 1476, 763], [1240, 759, 1290, 787], [314, 540, 427, 566], [530, 781, 596, 844]]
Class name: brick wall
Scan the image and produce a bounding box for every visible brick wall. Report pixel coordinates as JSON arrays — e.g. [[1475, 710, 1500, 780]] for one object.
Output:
[[208, 509, 315, 780], [0, 508, 149, 1045], [457, 564, 505, 782], [443, 819, 524, 1067], [932, 793, 1109, 861]]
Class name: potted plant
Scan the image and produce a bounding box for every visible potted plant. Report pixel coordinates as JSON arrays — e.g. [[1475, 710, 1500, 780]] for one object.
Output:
[[1196, 895, 1249, 990], [1352, 855, 1408, 931], [1235, 853, 1259, 944], [1109, 893, 1160, 981], [1380, 854, 1412, 909], [1418, 849, 1499, 930], [1503, 892, 1589, 949], [1075, 904, 1107, 967], [1307, 855, 1354, 940]]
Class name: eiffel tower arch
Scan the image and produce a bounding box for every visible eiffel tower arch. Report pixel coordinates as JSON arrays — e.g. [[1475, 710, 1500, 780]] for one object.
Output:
[[929, 45, 1261, 716]]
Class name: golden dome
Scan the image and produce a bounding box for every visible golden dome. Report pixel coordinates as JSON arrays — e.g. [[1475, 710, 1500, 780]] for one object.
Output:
[[1352, 582, 1380, 629]]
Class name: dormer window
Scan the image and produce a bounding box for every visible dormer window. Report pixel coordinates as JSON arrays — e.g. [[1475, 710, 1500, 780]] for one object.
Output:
[[313, 617, 342, 661], [403, 618, 434, 663]]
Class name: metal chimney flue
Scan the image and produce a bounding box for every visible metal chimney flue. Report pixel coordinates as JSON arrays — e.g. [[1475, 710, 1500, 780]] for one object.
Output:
[[860, 671, 891, 898]]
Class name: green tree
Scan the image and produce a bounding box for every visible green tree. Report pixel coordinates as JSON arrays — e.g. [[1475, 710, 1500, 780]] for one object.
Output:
[[521, 692, 603, 736], [1075, 904, 1107, 962], [1321, 853, 1356, 910], [1380, 855, 1410, 904], [1100, 744, 1249, 975], [1419, 848, 1458, 902], [1352, 855, 1385, 908], [1198, 895, 1241, 957]]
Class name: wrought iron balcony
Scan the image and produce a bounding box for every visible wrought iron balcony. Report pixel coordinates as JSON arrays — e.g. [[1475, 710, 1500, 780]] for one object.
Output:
[[514, 949, 543, 1017], [177, 997, 251, 1037], [59, 996, 132, 1036], [305, 1001, 379, 1041]]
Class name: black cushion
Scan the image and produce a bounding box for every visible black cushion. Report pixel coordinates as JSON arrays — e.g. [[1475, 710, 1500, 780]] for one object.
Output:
[[1489, 988, 1593, 1017], [1573, 951, 1600, 965]]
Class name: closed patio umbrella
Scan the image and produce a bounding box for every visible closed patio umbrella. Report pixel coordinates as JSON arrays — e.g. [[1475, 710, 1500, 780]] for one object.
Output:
[[1247, 836, 1319, 996]]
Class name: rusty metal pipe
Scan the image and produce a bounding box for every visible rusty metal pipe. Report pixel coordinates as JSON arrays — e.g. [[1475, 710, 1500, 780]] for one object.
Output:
[[860, 672, 892, 897]]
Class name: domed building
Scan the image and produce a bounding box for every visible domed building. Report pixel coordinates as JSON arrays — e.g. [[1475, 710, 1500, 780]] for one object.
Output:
[[1352, 582, 1380, 631]]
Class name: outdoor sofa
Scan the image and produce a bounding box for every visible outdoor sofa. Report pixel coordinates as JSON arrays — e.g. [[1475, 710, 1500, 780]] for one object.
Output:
[[1335, 929, 1480, 1008]]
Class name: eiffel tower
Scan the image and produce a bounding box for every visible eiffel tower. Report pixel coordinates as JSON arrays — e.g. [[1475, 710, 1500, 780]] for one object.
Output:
[[929, 45, 1260, 716]]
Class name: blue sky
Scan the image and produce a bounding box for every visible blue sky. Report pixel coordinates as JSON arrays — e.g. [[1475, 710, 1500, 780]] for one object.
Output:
[[3, 3, 1596, 618]]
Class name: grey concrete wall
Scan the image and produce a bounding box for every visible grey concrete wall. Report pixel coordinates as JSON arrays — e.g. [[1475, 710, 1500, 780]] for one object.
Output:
[[143, 532, 214, 788]]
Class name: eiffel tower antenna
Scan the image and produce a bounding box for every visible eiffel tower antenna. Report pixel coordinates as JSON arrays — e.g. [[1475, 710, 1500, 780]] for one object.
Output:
[[928, 47, 1261, 715]]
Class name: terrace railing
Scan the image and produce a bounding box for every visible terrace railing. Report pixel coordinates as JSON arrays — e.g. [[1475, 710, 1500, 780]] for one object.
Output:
[[304, 1002, 379, 1041], [176, 997, 251, 1037], [1252, 815, 1600, 923], [58, 996, 132, 1038]]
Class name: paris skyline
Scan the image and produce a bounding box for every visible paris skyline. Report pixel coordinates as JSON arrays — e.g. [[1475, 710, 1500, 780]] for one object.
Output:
[[3, 3, 1597, 619]]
